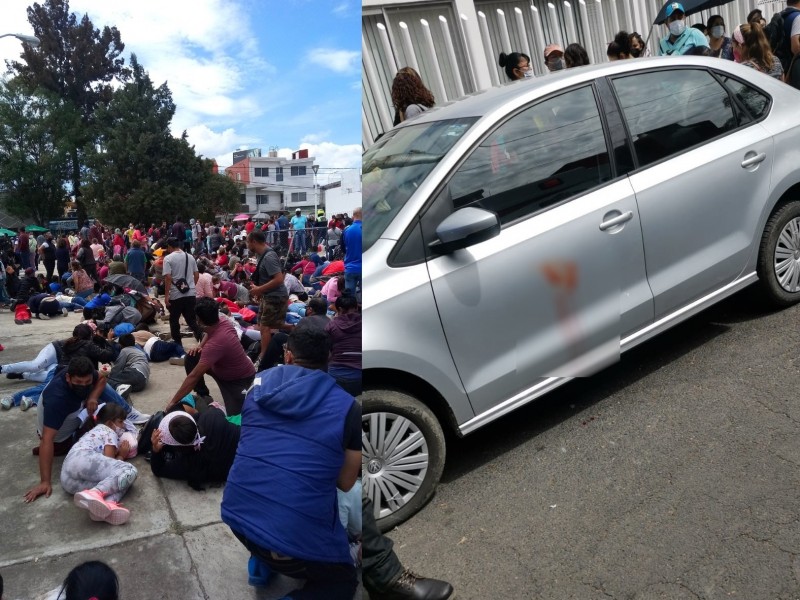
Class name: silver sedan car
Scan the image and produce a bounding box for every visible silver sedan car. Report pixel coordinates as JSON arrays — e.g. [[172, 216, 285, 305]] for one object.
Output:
[[362, 56, 800, 531]]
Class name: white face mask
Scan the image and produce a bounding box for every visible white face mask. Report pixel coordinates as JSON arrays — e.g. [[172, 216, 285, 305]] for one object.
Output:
[[669, 19, 686, 36], [710, 25, 724, 38], [523, 69, 533, 79]]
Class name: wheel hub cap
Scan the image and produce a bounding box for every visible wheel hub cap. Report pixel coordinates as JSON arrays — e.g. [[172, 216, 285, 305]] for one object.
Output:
[[774, 217, 800, 293], [367, 459, 383, 474]]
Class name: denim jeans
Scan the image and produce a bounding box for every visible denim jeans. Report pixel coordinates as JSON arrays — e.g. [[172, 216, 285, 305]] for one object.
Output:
[[362, 496, 403, 593], [344, 272, 361, 300], [148, 340, 186, 362]]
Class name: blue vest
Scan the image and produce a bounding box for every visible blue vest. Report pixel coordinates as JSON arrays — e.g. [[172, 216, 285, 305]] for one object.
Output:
[[221, 365, 353, 564]]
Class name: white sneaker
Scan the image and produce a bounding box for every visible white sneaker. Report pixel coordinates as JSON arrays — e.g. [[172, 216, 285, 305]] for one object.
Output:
[[0, 396, 12, 410], [169, 356, 185, 366], [20, 396, 34, 411], [126, 407, 150, 425], [61, 307, 69, 317], [115, 384, 131, 400]]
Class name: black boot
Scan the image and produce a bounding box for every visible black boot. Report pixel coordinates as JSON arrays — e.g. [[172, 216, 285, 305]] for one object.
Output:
[[371, 569, 454, 600]]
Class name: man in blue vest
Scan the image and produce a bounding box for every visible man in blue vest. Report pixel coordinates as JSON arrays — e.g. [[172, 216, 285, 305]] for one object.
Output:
[[221, 319, 361, 599]]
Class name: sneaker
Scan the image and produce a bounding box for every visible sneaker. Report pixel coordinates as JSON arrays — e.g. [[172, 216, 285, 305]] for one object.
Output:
[[14, 319, 23, 325], [168, 356, 185, 366], [37, 314, 50, 320], [62, 307, 69, 317], [371, 569, 454, 600], [126, 407, 150, 425], [115, 384, 131, 401], [6, 372, 23, 380], [1, 396, 12, 410], [247, 555, 272, 587], [74, 489, 130, 525], [24, 318, 32, 324], [158, 332, 172, 341], [20, 396, 34, 411]]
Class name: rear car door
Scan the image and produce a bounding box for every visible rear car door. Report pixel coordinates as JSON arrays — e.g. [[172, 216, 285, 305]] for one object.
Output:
[[419, 84, 654, 417], [610, 67, 775, 318]]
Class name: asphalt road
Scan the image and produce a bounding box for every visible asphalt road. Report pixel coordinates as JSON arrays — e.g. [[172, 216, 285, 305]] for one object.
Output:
[[383, 286, 800, 600]]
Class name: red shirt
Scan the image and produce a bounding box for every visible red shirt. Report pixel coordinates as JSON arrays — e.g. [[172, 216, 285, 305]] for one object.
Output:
[[245, 222, 255, 233]]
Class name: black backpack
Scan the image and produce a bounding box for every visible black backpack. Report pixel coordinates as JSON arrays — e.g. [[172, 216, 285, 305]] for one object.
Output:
[[770, 9, 800, 71]]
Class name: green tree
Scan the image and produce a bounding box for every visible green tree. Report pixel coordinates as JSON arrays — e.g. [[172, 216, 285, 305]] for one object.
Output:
[[85, 56, 207, 226], [194, 160, 242, 223], [0, 79, 80, 225], [9, 0, 128, 224]]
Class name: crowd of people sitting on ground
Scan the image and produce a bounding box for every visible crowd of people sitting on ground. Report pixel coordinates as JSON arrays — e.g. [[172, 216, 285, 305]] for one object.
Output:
[[0, 208, 451, 600]]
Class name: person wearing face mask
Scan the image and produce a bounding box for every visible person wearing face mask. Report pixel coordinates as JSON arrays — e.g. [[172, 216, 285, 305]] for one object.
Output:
[[23, 356, 146, 503], [658, 2, 709, 55], [60, 402, 138, 525], [629, 31, 649, 57], [544, 44, 566, 71], [732, 23, 784, 78], [707, 15, 734, 59], [499, 51, 533, 80]]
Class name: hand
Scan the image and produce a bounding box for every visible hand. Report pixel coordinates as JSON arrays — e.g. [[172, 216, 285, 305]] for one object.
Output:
[[187, 346, 202, 356], [86, 398, 98, 416], [24, 482, 52, 503], [151, 428, 164, 453], [118, 440, 131, 457], [165, 297, 170, 307]]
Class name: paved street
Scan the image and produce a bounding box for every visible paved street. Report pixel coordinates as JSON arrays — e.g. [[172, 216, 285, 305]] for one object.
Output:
[[384, 287, 800, 600]]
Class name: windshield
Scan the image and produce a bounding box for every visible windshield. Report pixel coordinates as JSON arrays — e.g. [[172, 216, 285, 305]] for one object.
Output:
[[362, 117, 477, 251]]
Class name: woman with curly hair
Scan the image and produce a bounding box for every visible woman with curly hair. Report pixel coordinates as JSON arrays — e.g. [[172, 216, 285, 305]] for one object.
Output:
[[391, 67, 435, 126], [733, 23, 783, 79]]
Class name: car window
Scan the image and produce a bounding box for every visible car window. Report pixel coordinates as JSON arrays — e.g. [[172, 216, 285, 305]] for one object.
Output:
[[612, 69, 738, 168], [362, 117, 477, 252], [443, 85, 612, 226], [717, 74, 770, 120]]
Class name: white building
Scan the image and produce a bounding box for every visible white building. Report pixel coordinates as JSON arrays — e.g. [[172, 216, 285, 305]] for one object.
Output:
[[225, 148, 319, 215], [363, 0, 784, 147]]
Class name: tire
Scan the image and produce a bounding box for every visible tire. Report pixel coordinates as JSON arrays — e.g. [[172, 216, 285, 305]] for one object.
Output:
[[757, 200, 800, 307], [361, 389, 446, 532]]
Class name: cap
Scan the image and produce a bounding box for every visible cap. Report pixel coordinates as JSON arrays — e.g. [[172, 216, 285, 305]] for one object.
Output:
[[317, 209, 325, 216], [296, 208, 301, 213], [24, 267, 34, 276], [544, 44, 564, 58], [664, 2, 685, 18]]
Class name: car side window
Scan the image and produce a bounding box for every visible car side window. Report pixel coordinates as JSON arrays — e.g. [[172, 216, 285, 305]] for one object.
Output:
[[443, 85, 612, 226], [717, 75, 770, 120], [612, 69, 738, 169]]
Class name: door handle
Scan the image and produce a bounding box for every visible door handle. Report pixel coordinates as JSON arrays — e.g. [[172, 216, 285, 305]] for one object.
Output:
[[741, 152, 766, 168], [599, 211, 633, 231]]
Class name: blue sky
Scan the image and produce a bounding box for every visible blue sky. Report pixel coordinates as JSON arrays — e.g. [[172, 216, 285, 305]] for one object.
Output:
[[1, 0, 361, 187]]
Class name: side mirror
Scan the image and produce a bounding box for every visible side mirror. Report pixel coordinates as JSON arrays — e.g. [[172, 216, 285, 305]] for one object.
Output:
[[429, 207, 501, 255]]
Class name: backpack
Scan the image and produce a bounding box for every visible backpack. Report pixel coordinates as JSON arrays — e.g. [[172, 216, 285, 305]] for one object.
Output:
[[771, 9, 800, 71], [101, 305, 141, 329]]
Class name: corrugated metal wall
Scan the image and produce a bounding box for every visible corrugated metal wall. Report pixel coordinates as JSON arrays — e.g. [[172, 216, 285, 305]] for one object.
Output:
[[363, 0, 787, 147]]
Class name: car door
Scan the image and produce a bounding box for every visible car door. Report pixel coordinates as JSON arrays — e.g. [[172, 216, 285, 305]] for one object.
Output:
[[610, 67, 775, 319], [419, 84, 654, 417]]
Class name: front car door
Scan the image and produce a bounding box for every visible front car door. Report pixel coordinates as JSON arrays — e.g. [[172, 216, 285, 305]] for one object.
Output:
[[420, 84, 654, 419]]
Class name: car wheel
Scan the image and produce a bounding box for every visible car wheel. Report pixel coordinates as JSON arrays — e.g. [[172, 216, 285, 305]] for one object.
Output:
[[758, 200, 800, 307], [361, 389, 446, 532]]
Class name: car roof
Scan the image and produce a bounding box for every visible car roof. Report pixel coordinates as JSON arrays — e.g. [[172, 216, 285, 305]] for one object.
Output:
[[399, 56, 777, 125]]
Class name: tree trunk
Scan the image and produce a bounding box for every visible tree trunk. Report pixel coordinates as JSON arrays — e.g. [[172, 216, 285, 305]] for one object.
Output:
[[72, 149, 85, 225]]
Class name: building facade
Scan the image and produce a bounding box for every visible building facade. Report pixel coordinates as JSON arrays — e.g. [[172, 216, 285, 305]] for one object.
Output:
[[363, 0, 784, 147], [224, 148, 319, 216]]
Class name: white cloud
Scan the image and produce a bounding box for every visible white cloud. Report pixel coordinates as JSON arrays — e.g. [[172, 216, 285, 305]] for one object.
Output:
[[283, 141, 361, 171], [307, 48, 359, 74], [332, 2, 349, 14]]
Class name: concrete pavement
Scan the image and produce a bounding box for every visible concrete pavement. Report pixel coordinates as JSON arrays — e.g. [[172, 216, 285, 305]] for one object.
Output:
[[0, 310, 306, 600]]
